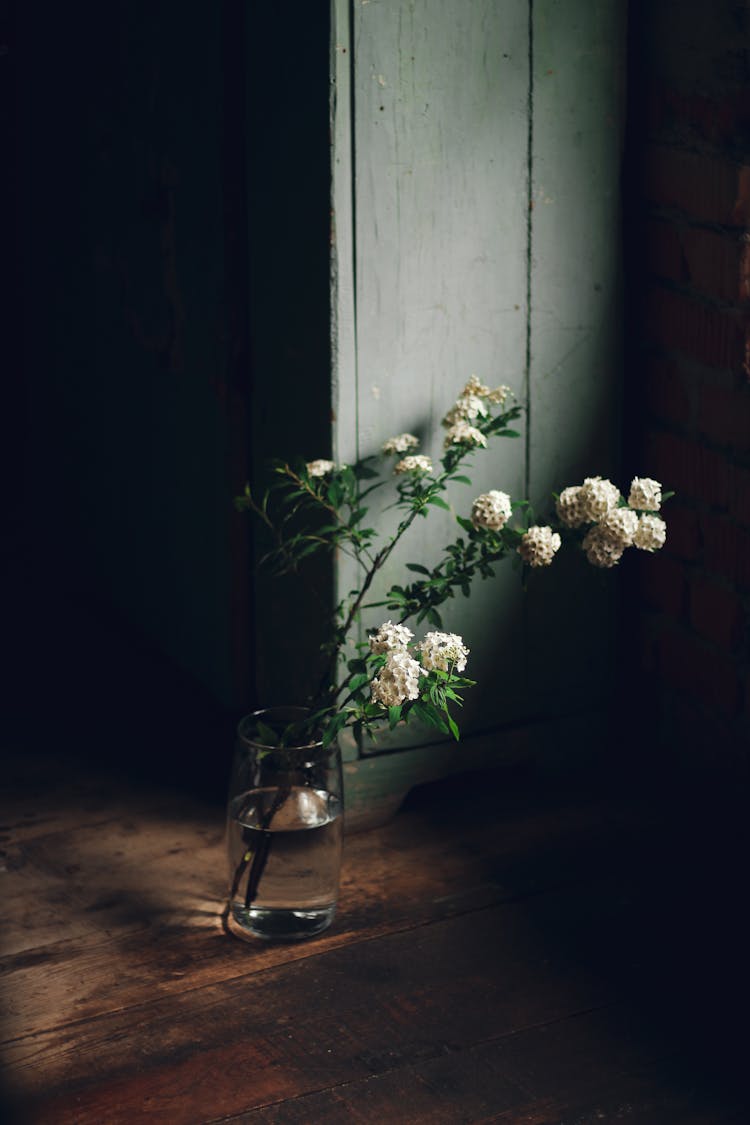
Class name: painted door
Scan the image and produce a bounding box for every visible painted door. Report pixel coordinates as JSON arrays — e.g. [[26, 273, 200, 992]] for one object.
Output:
[[331, 0, 627, 824]]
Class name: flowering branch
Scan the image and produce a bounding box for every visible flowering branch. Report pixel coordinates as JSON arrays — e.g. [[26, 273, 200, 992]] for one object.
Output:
[[236, 375, 670, 749]]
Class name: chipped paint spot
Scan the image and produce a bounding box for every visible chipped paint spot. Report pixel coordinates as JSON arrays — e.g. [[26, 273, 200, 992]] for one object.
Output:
[[371, 384, 381, 399]]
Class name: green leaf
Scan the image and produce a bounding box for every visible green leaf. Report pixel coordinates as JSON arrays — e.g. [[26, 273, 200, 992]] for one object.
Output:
[[348, 673, 370, 693], [447, 713, 460, 741], [296, 541, 322, 560], [255, 721, 280, 748], [427, 495, 451, 511], [497, 428, 520, 437], [405, 563, 431, 575], [388, 705, 402, 730], [414, 699, 449, 735], [322, 711, 348, 748], [450, 475, 472, 485]]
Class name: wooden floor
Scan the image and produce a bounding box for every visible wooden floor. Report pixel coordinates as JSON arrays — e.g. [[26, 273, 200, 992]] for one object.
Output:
[[1, 745, 747, 1124]]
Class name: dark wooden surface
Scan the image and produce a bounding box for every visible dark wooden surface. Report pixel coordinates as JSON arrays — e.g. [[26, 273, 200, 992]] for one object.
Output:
[[1, 747, 747, 1124]]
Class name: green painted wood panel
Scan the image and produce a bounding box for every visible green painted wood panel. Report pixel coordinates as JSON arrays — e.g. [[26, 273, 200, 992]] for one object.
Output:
[[333, 0, 531, 749], [526, 0, 627, 717], [332, 0, 626, 798]]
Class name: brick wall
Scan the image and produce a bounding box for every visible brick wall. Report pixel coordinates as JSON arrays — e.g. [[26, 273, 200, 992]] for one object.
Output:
[[625, 0, 750, 773]]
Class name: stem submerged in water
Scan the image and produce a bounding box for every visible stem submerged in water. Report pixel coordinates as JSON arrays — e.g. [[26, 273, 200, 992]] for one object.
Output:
[[227, 782, 292, 913]]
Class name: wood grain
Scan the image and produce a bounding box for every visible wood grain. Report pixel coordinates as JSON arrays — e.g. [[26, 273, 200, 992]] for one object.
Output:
[[2, 750, 745, 1125]]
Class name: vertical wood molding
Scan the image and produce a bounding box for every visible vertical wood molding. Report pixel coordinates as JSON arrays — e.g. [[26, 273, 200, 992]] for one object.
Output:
[[331, 0, 358, 472]]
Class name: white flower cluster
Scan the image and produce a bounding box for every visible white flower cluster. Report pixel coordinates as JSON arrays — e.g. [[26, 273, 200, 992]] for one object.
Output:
[[471, 490, 512, 532], [628, 477, 662, 512], [443, 394, 488, 426], [556, 477, 621, 526], [306, 459, 336, 478], [581, 525, 625, 569], [558, 475, 667, 568], [517, 526, 561, 567], [442, 376, 513, 432], [368, 622, 470, 708], [368, 620, 414, 655], [555, 485, 587, 528], [633, 513, 667, 552], [460, 374, 512, 406], [443, 421, 487, 449], [417, 631, 470, 673], [382, 433, 420, 456], [599, 507, 639, 548], [371, 651, 424, 708], [394, 454, 433, 475]]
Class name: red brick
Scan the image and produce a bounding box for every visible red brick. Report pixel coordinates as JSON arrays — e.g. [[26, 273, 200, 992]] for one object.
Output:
[[646, 83, 750, 153], [645, 218, 684, 283], [741, 238, 750, 303], [643, 145, 750, 226], [680, 228, 750, 304], [658, 625, 741, 715], [698, 383, 750, 450], [636, 551, 687, 620], [701, 513, 750, 589], [689, 575, 745, 650], [644, 357, 692, 427], [730, 464, 750, 528], [646, 430, 731, 509], [662, 501, 700, 561], [644, 287, 749, 373]]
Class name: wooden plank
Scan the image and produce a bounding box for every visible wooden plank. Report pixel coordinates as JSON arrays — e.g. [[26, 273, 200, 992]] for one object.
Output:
[[6, 883, 624, 1122], [1, 760, 631, 1043], [225, 1003, 730, 1124]]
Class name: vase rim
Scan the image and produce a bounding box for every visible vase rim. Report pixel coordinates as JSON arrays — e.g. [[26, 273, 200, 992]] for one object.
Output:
[[236, 706, 324, 753]]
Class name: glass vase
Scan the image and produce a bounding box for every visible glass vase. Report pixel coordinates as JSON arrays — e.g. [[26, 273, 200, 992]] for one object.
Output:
[[225, 706, 344, 941]]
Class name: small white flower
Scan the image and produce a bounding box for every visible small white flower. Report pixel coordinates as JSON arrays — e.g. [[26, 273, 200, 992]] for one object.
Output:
[[368, 620, 414, 655], [461, 374, 491, 398], [382, 433, 420, 455], [306, 459, 336, 478], [555, 485, 587, 528], [418, 631, 470, 673], [370, 650, 424, 708], [578, 476, 621, 522], [486, 384, 512, 406], [582, 524, 624, 568], [628, 477, 663, 512], [471, 490, 512, 532], [517, 526, 561, 567], [443, 421, 487, 449], [394, 454, 433, 475], [442, 394, 489, 427], [633, 514, 667, 552], [598, 507, 639, 549]]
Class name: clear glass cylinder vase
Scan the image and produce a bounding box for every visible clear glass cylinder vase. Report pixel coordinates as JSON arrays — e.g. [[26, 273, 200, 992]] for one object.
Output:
[[225, 707, 344, 941]]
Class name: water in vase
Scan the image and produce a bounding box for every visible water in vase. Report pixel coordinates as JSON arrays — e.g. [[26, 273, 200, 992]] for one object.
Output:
[[227, 785, 343, 940]]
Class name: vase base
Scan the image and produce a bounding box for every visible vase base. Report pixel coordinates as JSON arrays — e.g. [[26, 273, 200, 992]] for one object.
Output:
[[228, 903, 337, 942]]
